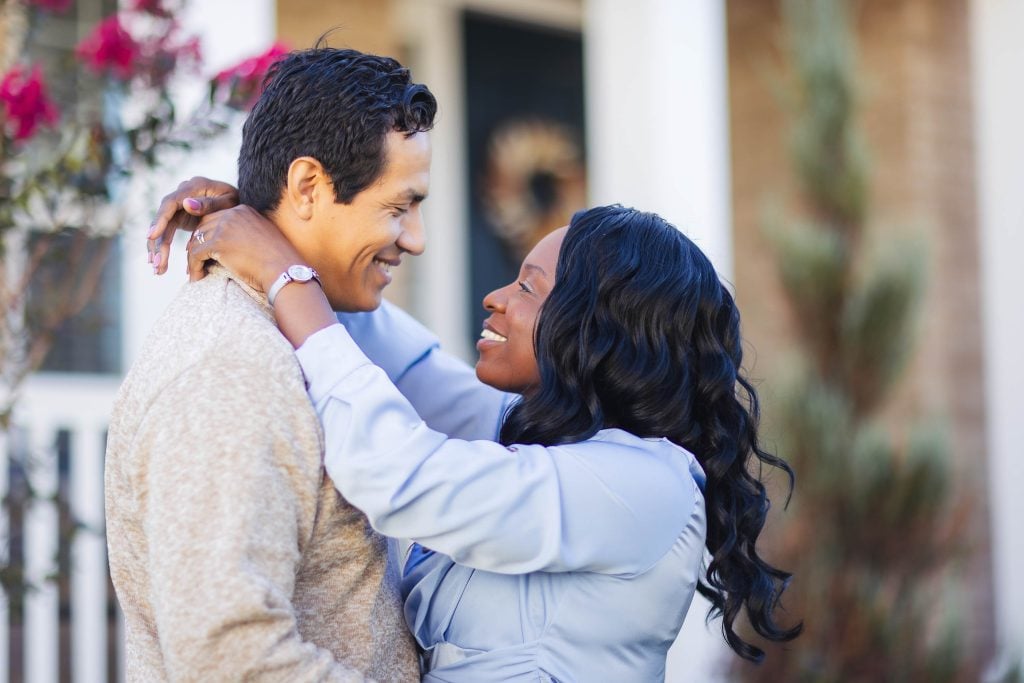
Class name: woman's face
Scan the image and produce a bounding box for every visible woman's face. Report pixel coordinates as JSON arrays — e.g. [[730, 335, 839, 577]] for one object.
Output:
[[476, 227, 567, 394]]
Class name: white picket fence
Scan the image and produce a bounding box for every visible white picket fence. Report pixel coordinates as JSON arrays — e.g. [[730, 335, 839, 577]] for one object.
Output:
[[1, 373, 122, 683]]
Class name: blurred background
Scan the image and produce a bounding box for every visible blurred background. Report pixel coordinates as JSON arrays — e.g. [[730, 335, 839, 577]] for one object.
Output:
[[0, 0, 1021, 681]]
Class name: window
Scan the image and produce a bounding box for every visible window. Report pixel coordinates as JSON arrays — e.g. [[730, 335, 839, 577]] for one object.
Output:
[[28, 232, 122, 375], [18, 0, 122, 375]]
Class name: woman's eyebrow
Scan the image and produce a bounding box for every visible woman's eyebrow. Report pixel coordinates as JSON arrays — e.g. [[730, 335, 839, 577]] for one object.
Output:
[[523, 263, 547, 277]]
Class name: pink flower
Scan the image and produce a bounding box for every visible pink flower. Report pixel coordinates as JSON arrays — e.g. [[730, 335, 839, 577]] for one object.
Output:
[[76, 16, 140, 82], [138, 24, 203, 89], [28, 0, 74, 13], [212, 42, 290, 111], [75, 13, 203, 89], [0, 65, 59, 142]]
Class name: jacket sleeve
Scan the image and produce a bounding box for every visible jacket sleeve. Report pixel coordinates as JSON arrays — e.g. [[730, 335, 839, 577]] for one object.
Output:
[[338, 301, 512, 441], [139, 360, 370, 682], [297, 324, 695, 577]]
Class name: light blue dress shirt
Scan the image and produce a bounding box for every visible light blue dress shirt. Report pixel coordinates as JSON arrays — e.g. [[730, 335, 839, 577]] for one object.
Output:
[[298, 304, 708, 682]]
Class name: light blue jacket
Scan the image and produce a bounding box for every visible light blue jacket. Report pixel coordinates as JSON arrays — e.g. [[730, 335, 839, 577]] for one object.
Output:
[[296, 304, 708, 682]]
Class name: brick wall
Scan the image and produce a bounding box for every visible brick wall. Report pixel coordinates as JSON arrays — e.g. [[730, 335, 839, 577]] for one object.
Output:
[[727, 0, 993, 658], [277, 0, 401, 57]]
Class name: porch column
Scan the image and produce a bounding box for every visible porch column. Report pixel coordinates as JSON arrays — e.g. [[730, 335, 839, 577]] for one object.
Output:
[[583, 2, 732, 681], [583, 0, 732, 278], [972, 0, 1024, 678]]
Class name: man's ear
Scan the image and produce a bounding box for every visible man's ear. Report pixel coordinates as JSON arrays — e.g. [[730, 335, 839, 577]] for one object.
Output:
[[283, 157, 327, 221]]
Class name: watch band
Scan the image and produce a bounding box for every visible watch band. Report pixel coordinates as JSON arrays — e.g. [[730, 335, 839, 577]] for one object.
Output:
[[267, 265, 322, 306]]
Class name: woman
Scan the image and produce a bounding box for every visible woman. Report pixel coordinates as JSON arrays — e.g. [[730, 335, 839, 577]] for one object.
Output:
[[154, 192, 800, 680]]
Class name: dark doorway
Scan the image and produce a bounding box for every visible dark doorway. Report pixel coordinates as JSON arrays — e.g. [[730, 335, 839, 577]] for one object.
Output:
[[463, 12, 586, 348]]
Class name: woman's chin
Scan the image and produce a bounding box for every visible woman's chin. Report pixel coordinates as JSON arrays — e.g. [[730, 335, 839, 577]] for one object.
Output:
[[474, 359, 493, 386], [476, 361, 533, 396], [475, 360, 507, 392]]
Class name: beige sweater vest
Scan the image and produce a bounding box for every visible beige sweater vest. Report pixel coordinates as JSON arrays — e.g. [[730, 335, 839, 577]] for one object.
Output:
[[105, 267, 418, 682]]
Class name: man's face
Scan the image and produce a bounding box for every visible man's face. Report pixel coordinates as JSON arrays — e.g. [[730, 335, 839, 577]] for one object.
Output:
[[306, 130, 431, 312]]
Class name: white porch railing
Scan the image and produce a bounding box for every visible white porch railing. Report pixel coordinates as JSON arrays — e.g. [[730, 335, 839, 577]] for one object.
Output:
[[2, 373, 122, 683]]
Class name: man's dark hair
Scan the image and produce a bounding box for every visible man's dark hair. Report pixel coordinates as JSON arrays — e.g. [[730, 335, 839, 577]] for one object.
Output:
[[237, 47, 437, 212]]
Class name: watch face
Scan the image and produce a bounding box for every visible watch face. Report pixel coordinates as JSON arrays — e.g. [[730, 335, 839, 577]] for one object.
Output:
[[287, 265, 314, 282]]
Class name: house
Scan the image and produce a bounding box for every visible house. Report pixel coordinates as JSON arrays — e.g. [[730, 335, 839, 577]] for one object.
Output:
[[4, 0, 1021, 680]]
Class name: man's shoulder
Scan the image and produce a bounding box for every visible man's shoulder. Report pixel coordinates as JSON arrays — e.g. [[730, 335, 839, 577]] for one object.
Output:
[[142, 273, 295, 370], [110, 273, 312, 439]]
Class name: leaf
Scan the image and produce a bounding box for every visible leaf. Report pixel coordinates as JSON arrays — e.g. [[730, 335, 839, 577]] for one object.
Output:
[[840, 238, 925, 412], [775, 368, 853, 498], [898, 420, 953, 538], [764, 216, 848, 370]]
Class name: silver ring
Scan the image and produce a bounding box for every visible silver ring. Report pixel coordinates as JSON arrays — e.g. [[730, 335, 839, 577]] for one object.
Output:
[[195, 231, 205, 245]]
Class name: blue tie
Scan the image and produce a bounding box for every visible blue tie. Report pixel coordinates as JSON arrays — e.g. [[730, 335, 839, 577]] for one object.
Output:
[[404, 541, 435, 576]]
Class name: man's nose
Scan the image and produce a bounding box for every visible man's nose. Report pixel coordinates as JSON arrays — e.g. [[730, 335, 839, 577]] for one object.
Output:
[[398, 210, 425, 255]]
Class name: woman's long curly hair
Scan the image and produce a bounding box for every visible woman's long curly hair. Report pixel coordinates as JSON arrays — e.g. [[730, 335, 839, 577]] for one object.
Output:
[[499, 205, 801, 662]]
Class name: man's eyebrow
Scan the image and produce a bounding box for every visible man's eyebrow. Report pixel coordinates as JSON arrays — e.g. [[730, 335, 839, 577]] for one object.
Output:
[[523, 263, 547, 277], [389, 189, 427, 203]]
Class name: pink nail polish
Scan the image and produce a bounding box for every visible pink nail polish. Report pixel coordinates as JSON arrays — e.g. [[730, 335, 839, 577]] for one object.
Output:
[[184, 198, 201, 212]]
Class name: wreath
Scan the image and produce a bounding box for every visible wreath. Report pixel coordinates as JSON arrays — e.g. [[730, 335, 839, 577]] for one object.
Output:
[[481, 119, 586, 258]]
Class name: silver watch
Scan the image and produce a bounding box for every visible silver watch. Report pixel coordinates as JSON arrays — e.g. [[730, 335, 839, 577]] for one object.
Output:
[[267, 265, 322, 306]]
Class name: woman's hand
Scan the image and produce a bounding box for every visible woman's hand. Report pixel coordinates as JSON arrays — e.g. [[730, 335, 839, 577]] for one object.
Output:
[[151, 176, 335, 347], [147, 177, 239, 274], [188, 205, 336, 348], [185, 205, 303, 293]]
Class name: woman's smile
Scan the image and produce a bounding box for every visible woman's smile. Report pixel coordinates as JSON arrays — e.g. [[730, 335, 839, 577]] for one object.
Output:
[[478, 320, 509, 348]]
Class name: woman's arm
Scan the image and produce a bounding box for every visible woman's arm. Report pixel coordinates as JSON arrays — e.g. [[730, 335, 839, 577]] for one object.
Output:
[[340, 303, 512, 440], [296, 323, 699, 577], [176, 203, 337, 345]]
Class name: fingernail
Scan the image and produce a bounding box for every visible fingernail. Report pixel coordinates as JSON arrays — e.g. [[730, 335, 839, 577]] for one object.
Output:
[[147, 222, 158, 238], [184, 198, 202, 212]]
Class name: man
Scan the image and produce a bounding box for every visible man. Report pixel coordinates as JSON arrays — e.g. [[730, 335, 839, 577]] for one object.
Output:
[[105, 47, 434, 681]]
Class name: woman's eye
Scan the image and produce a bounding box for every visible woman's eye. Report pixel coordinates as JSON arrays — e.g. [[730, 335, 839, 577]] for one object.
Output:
[[518, 281, 531, 293]]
